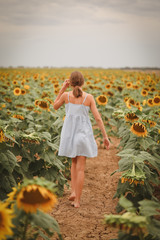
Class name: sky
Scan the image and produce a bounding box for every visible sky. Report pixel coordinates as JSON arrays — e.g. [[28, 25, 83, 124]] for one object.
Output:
[[0, 0, 160, 68]]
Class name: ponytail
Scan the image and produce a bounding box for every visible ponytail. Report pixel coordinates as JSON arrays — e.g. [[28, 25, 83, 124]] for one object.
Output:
[[73, 86, 83, 98]]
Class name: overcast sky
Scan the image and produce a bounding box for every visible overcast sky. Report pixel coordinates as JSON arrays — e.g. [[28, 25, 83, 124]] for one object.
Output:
[[0, 0, 160, 68]]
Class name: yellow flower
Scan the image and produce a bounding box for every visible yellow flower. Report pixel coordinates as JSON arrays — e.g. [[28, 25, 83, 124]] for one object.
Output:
[[13, 87, 21, 96], [0, 130, 5, 143], [153, 96, 160, 106], [141, 89, 148, 96], [21, 89, 26, 95], [105, 84, 111, 89], [147, 98, 154, 107], [0, 202, 14, 239], [12, 115, 24, 120], [96, 95, 108, 105], [126, 82, 133, 88], [38, 100, 49, 110], [125, 113, 139, 122], [24, 85, 30, 90], [142, 119, 156, 128], [130, 122, 147, 137], [17, 184, 57, 213], [34, 99, 39, 106]]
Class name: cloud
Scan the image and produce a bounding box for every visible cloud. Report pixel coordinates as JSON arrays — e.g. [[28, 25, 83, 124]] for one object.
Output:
[[0, 0, 159, 28]]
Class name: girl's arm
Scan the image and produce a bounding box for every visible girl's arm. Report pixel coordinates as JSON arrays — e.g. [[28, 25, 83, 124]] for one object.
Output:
[[90, 95, 110, 149], [53, 79, 70, 110]]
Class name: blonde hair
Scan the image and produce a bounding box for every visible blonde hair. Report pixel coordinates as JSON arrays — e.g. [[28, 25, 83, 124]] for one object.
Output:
[[70, 71, 84, 98]]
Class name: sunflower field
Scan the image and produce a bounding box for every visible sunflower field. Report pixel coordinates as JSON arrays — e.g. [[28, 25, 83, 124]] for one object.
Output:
[[0, 68, 160, 240]]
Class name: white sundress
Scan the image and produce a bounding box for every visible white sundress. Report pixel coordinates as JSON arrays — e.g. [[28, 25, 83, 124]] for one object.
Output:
[[58, 92, 98, 158]]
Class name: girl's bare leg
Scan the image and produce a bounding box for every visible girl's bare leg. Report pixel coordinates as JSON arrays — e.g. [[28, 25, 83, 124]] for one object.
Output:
[[69, 157, 77, 201], [74, 156, 86, 208]]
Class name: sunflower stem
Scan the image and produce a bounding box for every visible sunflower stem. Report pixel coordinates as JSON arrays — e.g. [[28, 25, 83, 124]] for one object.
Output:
[[22, 214, 29, 240]]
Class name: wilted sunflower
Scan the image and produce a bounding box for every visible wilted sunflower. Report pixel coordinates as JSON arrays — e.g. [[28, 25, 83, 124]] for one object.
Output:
[[13, 87, 21, 96], [147, 98, 154, 107], [12, 115, 24, 120], [96, 95, 108, 105], [0, 202, 14, 239], [0, 130, 5, 143], [38, 100, 49, 110], [153, 96, 160, 106], [141, 89, 148, 96], [125, 113, 139, 122], [17, 184, 57, 213], [130, 122, 147, 137], [21, 89, 26, 95]]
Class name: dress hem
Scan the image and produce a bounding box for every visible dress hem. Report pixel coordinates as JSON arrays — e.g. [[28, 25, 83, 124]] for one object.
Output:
[[58, 153, 97, 158]]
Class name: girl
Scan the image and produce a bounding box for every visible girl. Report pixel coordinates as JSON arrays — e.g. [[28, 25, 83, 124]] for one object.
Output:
[[53, 71, 110, 208]]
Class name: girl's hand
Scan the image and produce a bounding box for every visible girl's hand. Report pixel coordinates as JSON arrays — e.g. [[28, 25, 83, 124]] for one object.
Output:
[[103, 137, 110, 150], [61, 79, 70, 91]]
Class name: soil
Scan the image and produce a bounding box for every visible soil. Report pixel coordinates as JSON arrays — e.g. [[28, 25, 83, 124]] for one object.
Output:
[[46, 136, 121, 240]]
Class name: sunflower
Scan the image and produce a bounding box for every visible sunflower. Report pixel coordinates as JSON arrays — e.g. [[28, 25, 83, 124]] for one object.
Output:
[[125, 113, 139, 122], [26, 106, 34, 111], [17, 184, 57, 213], [130, 122, 147, 137], [12, 115, 24, 120], [16, 104, 24, 108], [153, 96, 160, 106], [117, 86, 123, 92], [141, 89, 148, 96], [54, 89, 60, 95], [21, 89, 26, 95], [128, 98, 136, 106], [0, 130, 5, 143], [40, 82, 44, 87], [0, 202, 14, 239], [34, 99, 39, 106], [105, 84, 111, 89], [24, 85, 30, 90], [13, 87, 21, 96], [142, 119, 156, 128], [96, 95, 108, 105], [147, 98, 154, 107], [104, 91, 114, 97], [4, 97, 12, 103], [12, 80, 18, 85], [133, 85, 139, 89], [38, 100, 49, 110], [126, 82, 133, 88]]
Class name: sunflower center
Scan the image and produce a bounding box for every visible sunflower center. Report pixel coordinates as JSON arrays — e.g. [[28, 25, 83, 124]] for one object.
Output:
[[133, 123, 145, 133], [39, 101, 48, 109], [99, 96, 107, 103], [154, 97, 160, 103], [21, 189, 51, 204], [126, 113, 138, 120]]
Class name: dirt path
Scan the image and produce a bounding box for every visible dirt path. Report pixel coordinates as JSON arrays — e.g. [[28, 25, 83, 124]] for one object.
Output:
[[48, 136, 121, 240]]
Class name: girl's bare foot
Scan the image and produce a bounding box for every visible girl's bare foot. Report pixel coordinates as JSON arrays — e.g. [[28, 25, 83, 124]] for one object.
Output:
[[74, 201, 80, 208], [68, 193, 76, 201]]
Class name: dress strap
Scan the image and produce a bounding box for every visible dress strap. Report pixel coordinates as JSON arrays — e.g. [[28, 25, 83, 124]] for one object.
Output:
[[68, 92, 70, 102], [82, 94, 88, 104]]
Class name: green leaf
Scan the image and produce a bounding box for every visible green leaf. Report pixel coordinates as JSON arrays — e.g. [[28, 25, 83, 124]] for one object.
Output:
[[31, 210, 61, 234]]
